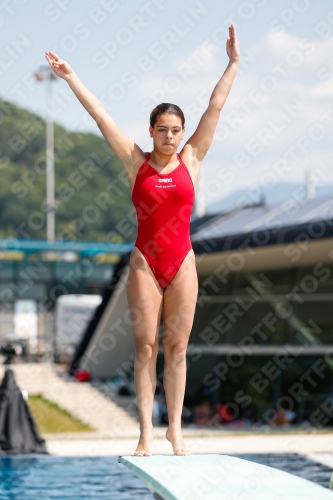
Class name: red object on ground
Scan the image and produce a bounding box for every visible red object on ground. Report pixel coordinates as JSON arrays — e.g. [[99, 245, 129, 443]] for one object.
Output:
[[74, 369, 91, 382]]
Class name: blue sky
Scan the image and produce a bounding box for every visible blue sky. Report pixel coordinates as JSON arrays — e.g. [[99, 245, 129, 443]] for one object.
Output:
[[1, 0, 333, 214]]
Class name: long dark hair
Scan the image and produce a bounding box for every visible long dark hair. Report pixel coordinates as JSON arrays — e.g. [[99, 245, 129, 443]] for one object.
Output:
[[150, 103, 185, 128]]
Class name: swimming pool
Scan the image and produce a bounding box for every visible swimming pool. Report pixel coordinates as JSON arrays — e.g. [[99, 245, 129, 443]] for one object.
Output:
[[0, 455, 155, 499], [0, 453, 331, 499]]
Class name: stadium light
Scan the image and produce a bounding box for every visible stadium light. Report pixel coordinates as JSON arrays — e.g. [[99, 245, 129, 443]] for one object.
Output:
[[34, 66, 57, 243]]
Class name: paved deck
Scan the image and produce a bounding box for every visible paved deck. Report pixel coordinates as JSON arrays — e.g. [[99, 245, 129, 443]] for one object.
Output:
[[44, 429, 333, 457]]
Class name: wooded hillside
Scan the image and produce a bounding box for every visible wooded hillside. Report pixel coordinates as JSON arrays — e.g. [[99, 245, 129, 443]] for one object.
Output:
[[0, 99, 136, 242]]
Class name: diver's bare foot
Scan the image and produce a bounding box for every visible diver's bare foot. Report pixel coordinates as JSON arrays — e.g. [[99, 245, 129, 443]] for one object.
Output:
[[134, 427, 153, 457], [165, 426, 190, 456]]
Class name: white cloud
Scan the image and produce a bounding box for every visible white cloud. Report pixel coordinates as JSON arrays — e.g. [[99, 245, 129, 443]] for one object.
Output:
[[306, 81, 333, 98], [253, 30, 333, 72], [133, 41, 222, 103]]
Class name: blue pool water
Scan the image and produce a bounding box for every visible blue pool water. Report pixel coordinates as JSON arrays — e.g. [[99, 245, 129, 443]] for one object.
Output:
[[0, 453, 331, 499], [0, 456, 155, 499]]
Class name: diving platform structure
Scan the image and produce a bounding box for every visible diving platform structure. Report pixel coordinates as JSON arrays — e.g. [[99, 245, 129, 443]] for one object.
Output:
[[119, 454, 333, 500]]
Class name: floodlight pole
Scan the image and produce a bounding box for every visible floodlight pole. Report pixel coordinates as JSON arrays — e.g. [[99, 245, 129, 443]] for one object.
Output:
[[35, 66, 57, 243], [46, 75, 55, 243]]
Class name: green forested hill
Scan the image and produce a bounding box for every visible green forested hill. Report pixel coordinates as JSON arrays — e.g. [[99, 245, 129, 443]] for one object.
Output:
[[0, 99, 136, 242]]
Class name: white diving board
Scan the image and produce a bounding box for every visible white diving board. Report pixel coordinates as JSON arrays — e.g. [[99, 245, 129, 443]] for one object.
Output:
[[118, 454, 333, 500]]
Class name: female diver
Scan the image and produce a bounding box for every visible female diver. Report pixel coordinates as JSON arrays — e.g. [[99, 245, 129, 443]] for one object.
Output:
[[45, 24, 240, 457]]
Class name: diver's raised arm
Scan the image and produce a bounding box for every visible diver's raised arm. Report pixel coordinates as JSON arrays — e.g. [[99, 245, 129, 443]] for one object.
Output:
[[45, 51, 143, 169], [183, 24, 240, 163]]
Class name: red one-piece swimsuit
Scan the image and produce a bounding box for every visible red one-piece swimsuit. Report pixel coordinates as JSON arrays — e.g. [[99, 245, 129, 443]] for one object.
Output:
[[131, 152, 195, 290]]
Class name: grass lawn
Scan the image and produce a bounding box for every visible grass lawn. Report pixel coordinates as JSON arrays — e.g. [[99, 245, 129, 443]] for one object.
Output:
[[27, 395, 94, 433]]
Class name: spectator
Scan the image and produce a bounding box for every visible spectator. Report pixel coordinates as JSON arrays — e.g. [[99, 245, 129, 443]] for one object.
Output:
[[270, 408, 296, 427], [192, 400, 213, 425]]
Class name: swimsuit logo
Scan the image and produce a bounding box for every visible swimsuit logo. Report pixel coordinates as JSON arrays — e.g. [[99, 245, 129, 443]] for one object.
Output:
[[158, 178, 173, 183]]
